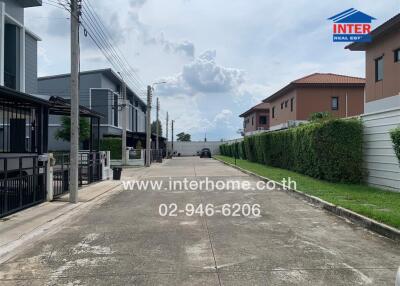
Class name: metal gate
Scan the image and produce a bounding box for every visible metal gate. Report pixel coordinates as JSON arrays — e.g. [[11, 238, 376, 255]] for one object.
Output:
[[53, 152, 102, 198], [53, 153, 70, 198], [0, 155, 46, 218]]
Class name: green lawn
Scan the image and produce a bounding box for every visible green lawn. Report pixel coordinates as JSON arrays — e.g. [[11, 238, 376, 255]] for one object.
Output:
[[215, 155, 400, 229]]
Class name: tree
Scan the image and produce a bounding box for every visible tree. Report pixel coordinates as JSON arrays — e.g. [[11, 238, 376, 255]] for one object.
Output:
[[135, 140, 143, 150], [176, 132, 191, 142], [55, 116, 91, 142], [390, 127, 400, 164], [309, 111, 333, 122], [151, 120, 163, 136]]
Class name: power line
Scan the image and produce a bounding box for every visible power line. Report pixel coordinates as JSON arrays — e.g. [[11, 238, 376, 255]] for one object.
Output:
[[44, 0, 147, 99], [84, 0, 146, 88]]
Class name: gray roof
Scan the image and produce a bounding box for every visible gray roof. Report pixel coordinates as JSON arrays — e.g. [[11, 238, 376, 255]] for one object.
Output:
[[38, 68, 147, 107]]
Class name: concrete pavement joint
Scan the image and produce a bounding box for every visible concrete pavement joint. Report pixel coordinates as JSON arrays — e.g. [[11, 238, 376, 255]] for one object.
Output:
[[214, 157, 400, 242], [193, 160, 222, 286]]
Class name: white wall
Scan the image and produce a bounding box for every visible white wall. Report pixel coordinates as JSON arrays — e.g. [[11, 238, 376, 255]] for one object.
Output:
[[168, 141, 222, 156], [361, 107, 400, 192]]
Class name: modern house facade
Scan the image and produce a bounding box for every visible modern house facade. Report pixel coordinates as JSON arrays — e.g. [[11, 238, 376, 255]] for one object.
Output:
[[263, 73, 365, 131], [239, 102, 270, 136], [0, 0, 41, 94], [347, 13, 400, 192], [346, 13, 400, 113], [38, 69, 148, 151]]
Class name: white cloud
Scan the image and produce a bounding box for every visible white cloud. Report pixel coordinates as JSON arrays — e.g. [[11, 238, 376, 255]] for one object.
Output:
[[212, 109, 234, 127], [158, 50, 245, 96]]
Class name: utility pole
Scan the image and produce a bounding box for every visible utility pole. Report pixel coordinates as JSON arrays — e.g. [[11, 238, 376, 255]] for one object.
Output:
[[171, 120, 174, 156], [156, 97, 159, 151], [69, 0, 81, 203], [120, 76, 127, 165], [145, 85, 152, 167], [166, 112, 169, 155]]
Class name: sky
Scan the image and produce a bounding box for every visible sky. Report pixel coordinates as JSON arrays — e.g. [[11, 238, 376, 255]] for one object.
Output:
[[25, 0, 400, 141]]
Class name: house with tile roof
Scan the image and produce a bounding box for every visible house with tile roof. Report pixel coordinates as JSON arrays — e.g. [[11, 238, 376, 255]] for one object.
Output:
[[239, 102, 270, 136], [263, 73, 365, 131]]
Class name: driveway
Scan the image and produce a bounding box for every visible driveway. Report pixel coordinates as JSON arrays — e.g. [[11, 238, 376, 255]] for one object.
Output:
[[0, 157, 399, 285]]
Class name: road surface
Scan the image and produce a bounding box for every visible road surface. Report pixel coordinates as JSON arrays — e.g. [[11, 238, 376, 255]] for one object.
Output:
[[0, 157, 399, 285]]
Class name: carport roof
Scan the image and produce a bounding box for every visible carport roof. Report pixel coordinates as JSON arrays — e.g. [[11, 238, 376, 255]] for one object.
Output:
[[31, 94, 104, 118]]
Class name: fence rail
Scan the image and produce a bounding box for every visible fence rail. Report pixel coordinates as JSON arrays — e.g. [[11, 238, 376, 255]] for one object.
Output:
[[0, 155, 46, 218], [52, 151, 102, 198]]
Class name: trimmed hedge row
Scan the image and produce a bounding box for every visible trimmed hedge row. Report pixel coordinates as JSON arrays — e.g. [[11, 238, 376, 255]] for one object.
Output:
[[220, 119, 363, 183], [100, 138, 122, 160]]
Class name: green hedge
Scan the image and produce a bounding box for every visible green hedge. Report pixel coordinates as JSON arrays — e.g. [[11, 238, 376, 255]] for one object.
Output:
[[220, 119, 363, 183], [390, 127, 400, 163], [100, 138, 122, 160]]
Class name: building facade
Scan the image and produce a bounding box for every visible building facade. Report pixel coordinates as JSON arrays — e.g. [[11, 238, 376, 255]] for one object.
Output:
[[263, 73, 365, 131], [0, 0, 41, 94], [38, 69, 147, 151], [347, 13, 400, 192], [239, 102, 270, 136], [347, 14, 400, 113]]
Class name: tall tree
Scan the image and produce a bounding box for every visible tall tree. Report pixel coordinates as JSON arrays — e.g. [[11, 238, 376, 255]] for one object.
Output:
[[176, 132, 191, 142], [151, 120, 163, 136], [55, 116, 91, 142]]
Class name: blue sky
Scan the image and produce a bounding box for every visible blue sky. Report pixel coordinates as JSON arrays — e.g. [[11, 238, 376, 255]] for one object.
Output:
[[25, 0, 400, 140]]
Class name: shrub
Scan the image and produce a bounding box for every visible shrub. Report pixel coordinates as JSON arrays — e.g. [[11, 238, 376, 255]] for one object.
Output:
[[100, 138, 122, 159], [390, 127, 400, 164], [219, 119, 363, 183]]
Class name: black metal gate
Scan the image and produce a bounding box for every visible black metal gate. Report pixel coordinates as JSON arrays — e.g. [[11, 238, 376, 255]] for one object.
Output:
[[0, 155, 46, 218], [53, 153, 70, 198], [53, 152, 102, 198]]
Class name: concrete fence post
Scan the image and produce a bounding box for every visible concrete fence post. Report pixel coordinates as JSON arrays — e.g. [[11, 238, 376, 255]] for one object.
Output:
[[46, 153, 54, 201]]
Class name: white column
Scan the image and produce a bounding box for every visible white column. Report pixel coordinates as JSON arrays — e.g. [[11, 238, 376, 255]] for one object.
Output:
[[46, 153, 54, 201], [0, 2, 5, 86], [20, 26, 25, 92]]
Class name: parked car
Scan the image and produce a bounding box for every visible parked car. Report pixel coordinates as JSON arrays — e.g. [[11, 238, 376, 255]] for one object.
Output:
[[200, 148, 211, 158]]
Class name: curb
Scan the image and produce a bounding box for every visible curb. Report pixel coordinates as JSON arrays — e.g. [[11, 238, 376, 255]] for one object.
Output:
[[214, 157, 400, 242]]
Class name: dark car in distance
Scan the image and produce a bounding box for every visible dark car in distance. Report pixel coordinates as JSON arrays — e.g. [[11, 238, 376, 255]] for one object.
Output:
[[200, 148, 212, 158]]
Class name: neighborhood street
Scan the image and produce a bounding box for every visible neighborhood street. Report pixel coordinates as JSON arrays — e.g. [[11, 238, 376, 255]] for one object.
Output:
[[0, 158, 399, 285]]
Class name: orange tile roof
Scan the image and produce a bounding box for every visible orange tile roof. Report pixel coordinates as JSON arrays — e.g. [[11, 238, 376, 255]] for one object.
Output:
[[293, 73, 365, 84], [263, 73, 365, 103], [239, 102, 270, 117]]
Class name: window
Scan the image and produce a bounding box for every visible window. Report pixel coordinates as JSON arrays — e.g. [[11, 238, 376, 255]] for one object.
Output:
[[281, 102, 284, 109], [331, 97, 339, 111], [251, 116, 254, 126], [259, 116, 267, 125], [375, 56, 383, 81], [272, 107, 275, 118], [290, 98, 294, 112], [395, 49, 400, 63], [285, 100, 288, 108]]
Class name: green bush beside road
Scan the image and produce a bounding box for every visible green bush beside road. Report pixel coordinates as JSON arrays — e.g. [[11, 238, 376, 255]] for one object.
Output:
[[391, 127, 400, 163], [215, 155, 400, 229], [100, 138, 122, 160], [220, 119, 363, 183]]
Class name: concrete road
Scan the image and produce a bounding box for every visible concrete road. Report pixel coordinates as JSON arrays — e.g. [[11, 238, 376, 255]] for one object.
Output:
[[0, 157, 399, 285]]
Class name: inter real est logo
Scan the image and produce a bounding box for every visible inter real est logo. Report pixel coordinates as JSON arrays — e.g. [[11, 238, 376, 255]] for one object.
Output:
[[328, 8, 376, 42]]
